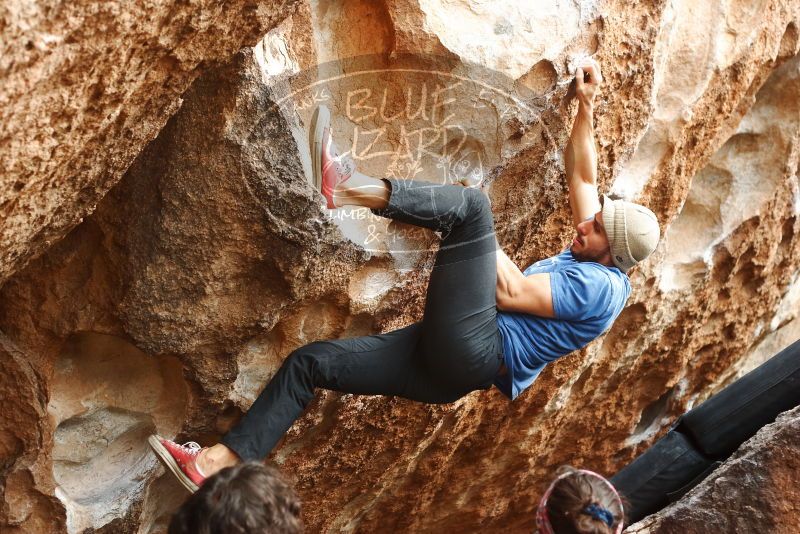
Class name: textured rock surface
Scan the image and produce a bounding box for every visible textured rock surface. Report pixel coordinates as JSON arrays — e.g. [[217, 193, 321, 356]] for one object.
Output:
[[0, 0, 299, 287], [2, 0, 800, 532], [626, 406, 800, 533]]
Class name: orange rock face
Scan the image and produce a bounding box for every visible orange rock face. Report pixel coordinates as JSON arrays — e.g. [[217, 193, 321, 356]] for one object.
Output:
[[0, 0, 299, 287], [2, 0, 800, 532]]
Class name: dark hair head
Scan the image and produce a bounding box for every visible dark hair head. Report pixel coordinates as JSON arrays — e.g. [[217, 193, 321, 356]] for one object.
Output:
[[539, 466, 624, 534], [168, 462, 302, 534]]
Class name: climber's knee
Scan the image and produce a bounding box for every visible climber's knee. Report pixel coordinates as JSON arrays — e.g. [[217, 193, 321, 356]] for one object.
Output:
[[464, 188, 493, 224], [284, 344, 325, 385]]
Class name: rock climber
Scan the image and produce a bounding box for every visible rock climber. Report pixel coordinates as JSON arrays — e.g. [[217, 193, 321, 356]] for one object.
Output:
[[148, 59, 660, 493]]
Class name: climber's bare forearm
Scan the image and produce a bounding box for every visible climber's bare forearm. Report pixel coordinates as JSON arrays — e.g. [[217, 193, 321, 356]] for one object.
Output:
[[565, 62, 603, 228], [565, 102, 601, 227], [566, 102, 597, 187]]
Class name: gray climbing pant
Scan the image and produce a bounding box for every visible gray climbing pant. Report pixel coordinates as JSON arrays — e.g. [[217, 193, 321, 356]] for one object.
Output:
[[222, 177, 503, 460]]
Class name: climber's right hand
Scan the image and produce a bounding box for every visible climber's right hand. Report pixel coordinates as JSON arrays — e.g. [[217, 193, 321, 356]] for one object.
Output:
[[575, 59, 602, 107]]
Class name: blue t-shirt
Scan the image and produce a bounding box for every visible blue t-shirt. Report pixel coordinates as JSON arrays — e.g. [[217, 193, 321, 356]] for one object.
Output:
[[494, 250, 630, 400]]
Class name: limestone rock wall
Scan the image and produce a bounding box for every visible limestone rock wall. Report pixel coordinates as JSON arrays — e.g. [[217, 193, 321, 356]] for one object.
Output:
[[0, 0, 299, 287], [2, 0, 800, 532]]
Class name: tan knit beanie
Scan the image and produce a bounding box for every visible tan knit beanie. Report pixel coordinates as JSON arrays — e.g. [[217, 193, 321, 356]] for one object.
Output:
[[601, 195, 660, 271]]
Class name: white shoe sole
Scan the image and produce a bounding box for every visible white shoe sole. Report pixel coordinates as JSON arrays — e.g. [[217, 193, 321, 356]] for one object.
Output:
[[148, 435, 200, 493], [308, 105, 330, 193]]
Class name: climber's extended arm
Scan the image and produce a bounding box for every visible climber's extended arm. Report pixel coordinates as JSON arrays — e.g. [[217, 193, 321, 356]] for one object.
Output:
[[565, 60, 603, 228], [496, 244, 554, 317]]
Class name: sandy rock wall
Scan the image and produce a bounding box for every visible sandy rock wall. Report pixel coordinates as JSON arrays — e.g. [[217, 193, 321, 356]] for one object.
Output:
[[2, 0, 800, 532], [0, 0, 299, 287], [0, 44, 366, 532], [626, 405, 800, 533]]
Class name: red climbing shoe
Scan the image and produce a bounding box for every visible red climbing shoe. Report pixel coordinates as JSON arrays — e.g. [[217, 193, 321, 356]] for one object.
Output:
[[309, 105, 354, 208], [148, 435, 206, 493]]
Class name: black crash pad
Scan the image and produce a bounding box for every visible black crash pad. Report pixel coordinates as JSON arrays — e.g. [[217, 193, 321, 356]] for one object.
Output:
[[610, 429, 712, 523], [678, 338, 800, 457]]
